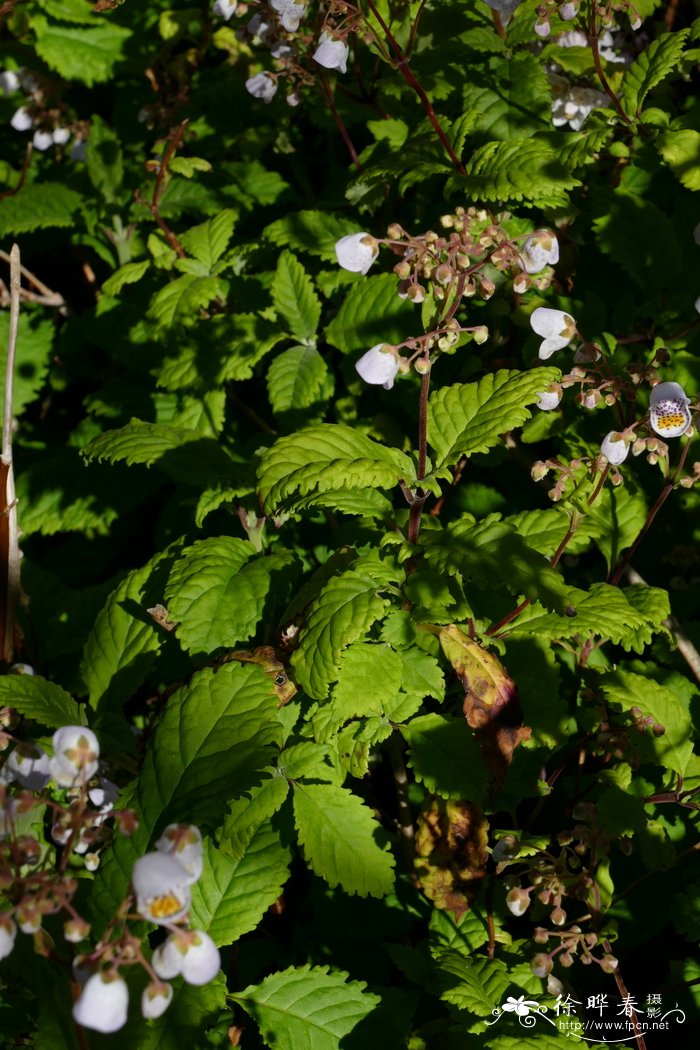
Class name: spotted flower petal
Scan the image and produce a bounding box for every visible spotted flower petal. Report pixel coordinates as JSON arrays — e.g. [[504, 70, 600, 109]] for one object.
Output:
[[649, 382, 692, 439]]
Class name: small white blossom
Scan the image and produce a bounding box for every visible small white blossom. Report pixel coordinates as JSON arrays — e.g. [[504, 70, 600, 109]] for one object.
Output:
[[520, 230, 559, 274], [0, 916, 17, 960], [600, 431, 629, 465], [50, 726, 99, 786], [530, 307, 577, 360], [502, 995, 539, 1017], [536, 388, 562, 411], [152, 930, 221, 985], [247, 14, 271, 40], [245, 72, 277, 103], [85, 852, 100, 871], [32, 129, 53, 151], [560, 2, 578, 19], [152, 937, 184, 980], [313, 32, 349, 74], [272, 42, 296, 60], [550, 75, 607, 131], [141, 981, 173, 1019], [355, 344, 400, 390], [534, 19, 551, 38], [5, 744, 51, 791], [9, 662, 35, 675], [155, 824, 203, 883], [334, 232, 378, 275], [286, 91, 301, 107], [0, 70, 20, 94], [52, 127, 71, 145], [132, 852, 192, 925], [649, 382, 692, 439], [270, 0, 305, 33], [557, 30, 588, 48], [10, 107, 33, 132], [213, 0, 237, 20], [73, 973, 129, 1034]]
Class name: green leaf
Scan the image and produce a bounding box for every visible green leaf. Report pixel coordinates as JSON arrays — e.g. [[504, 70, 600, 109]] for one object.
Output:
[[0, 183, 83, 236], [656, 129, 700, 190], [271, 250, 321, 343], [622, 29, 690, 114], [102, 260, 151, 297], [264, 210, 359, 258], [425, 515, 573, 616], [505, 508, 601, 558], [179, 211, 236, 271], [118, 977, 226, 1050], [0, 675, 84, 728], [619, 584, 671, 653], [293, 783, 395, 897], [312, 642, 403, 742], [459, 138, 581, 207], [148, 274, 225, 327], [81, 549, 174, 713], [32, 14, 132, 85], [599, 668, 693, 777], [403, 714, 488, 804], [220, 775, 290, 856], [291, 569, 389, 700], [165, 538, 296, 654], [325, 273, 413, 354], [593, 192, 682, 289], [189, 830, 291, 946], [508, 582, 653, 647], [91, 662, 281, 917], [587, 485, 648, 570], [168, 156, 213, 178], [0, 311, 53, 417], [427, 368, 561, 469], [257, 423, 415, 514], [267, 346, 330, 414], [437, 952, 510, 1016], [85, 115, 123, 203], [83, 420, 238, 484]]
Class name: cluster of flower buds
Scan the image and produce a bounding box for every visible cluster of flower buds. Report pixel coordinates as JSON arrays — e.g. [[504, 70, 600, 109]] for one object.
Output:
[[72, 823, 220, 1032], [2, 67, 75, 152], [532, 0, 642, 39], [228, 0, 354, 106], [531, 928, 618, 977]]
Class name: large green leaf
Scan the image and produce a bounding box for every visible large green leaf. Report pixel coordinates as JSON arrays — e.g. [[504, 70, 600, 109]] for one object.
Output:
[[0, 183, 83, 236], [656, 129, 700, 190], [599, 668, 693, 777], [32, 14, 132, 85], [621, 29, 690, 114], [507, 582, 653, 647], [427, 368, 561, 469], [403, 714, 488, 805], [325, 273, 413, 354], [438, 952, 510, 1016], [459, 138, 581, 207], [267, 346, 330, 414], [234, 965, 380, 1050], [257, 424, 415, 513], [293, 783, 395, 897], [83, 420, 239, 484], [179, 211, 236, 271], [0, 676, 84, 729], [291, 570, 389, 700], [148, 274, 225, 326], [165, 538, 296, 654], [271, 250, 321, 343], [311, 642, 403, 742], [264, 210, 359, 258]]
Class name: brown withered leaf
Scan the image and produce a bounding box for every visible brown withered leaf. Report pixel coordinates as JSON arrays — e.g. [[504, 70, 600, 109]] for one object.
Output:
[[439, 625, 531, 783], [414, 797, 488, 917], [217, 645, 297, 707]]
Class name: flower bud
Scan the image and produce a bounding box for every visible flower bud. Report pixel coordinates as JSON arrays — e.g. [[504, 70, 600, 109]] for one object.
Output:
[[64, 917, 91, 943], [0, 915, 17, 960], [601, 954, 619, 973], [245, 72, 277, 103], [536, 388, 562, 411], [479, 277, 495, 299], [141, 981, 173, 1019], [394, 260, 411, 279], [506, 888, 530, 916], [472, 325, 489, 345], [435, 263, 453, 286], [530, 953, 553, 978], [406, 284, 425, 303], [550, 906, 567, 926], [600, 431, 629, 466], [386, 223, 402, 240], [513, 273, 529, 294]]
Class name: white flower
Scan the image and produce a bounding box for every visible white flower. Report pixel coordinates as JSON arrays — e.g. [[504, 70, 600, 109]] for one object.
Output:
[[141, 981, 173, 1019], [534, 19, 551, 38], [530, 307, 577, 360], [52, 127, 71, 145], [213, 0, 237, 20], [520, 230, 559, 274], [5, 744, 51, 790], [270, 0, 305, 33], [502, 994, 539, 1017], [0, 70, 20, 94], [245, 72, 277, 103], [550, 75, 607, 131], [334, 232, 378, 274], [131, 852, 192, 925], [85, 852, 100, 871], [9, 662, 35, 675], [88, 777, 120, 811], [152, 930, 221, 985], [313, 32, 349, 74], [32, 129, 53, 151], [557, 30, 588, 48], [484, 0, 522, 19], [598, 30, 625, 64], [50, 726, 100, 786], [536, 388, 562, 411], [0, 916, 17, 960], [560, 2, 578, 19], [600, 431, 629, 465], [272, 42, 296, 60], [10, 107, 33, 132], [73, 973, 129, 1034], [649, 382, 692, 439], [247, 14, 271, 40], [155, 824, 203, 883], [355, 344, 400, 390]]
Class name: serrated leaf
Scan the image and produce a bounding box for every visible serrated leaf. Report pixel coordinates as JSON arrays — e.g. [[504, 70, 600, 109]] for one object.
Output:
[[90, 663, 281, 918], [438, 952, 510, 1016], [325, 273, 413, 354], [293, 783, 395, 897], [220, 775, 290, 857], [505, 508, 602, 558], [189, 829, 291, 946], [257, 423, 415, 514], [599, 668, 693, 777], [81, 549, 174, 712], [0, 676, 85, 728], [102, 260, 151, 297], [264, 210, 359, 258], [83, 420, 239, 484], [656, 129, 700, 190], [460, 138, 581, 207], [508, 582, 657, 647], [32, 14, 132, 85], [179, 211, 236, 271], [0, 183, 83, 236], [336, 717, 392, 778], [148, 274, 225, 326], [427, 368, 560, 469], [622, 30, 690, 114], [618, 584, 671, 652], [271, 250, 321, 343], [165, 538, 296, 654], [312, 642, 403, 742], [291, 570, 389, 700], [267, 346, 329, 414], [403, 713, 488, 804], [85, 115, 123, 202], [425, 515, 573, 616], [586, 485, 648, 570], [168, 156, 213, 178]]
